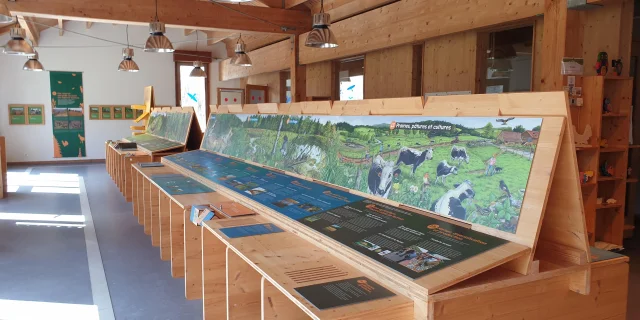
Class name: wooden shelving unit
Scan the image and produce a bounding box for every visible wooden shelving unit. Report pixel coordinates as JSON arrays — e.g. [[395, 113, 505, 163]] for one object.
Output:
[[572, 76, 632, 247]]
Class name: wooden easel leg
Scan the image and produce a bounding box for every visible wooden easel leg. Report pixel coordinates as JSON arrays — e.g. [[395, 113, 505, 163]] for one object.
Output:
[[227, 248, 261, 319], [170, 200, 185, 278], [262, 278, 309, 320], [202, 227, 227, 320], [159, 193, 171, 261], [184, 206, 203, 300]]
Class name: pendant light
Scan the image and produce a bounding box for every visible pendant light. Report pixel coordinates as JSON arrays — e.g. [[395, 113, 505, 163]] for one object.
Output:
[[23, 51, 44, 71], [144, 0, 174, 53], [3, 22, 35, 56], [0, 3, 13, 23], [305, 0, 338, 48], [189, 31, 207, 77], [119, 26, 140, 72], [230, 34, 252, 67]]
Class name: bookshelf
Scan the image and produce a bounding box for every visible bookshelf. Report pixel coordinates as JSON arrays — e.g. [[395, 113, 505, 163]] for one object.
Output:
[[572, 76, 632, 248]]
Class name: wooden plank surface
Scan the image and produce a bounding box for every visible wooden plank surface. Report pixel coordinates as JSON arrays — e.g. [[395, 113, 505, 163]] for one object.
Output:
[[150, 184, 161, 247], [227, 248, 262, 320], [202, 226, 228, 320], [160, 193, 172, 261], [171, 200, 185, 278]]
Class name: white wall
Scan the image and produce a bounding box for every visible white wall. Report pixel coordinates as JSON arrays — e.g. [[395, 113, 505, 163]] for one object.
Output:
[[0, 21, 240, 162]]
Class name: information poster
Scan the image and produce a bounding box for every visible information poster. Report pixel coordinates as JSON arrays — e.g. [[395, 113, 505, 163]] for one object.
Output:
[[201, 114, 542, 233], [102, 106, 111, 119], [166, 150, 508, 279], [90, 107, 100, 119], [220, 223, 283, 238], [27, 106, 44, 124], [294, 277, 395, 310], [49, 71, 86, 158], [125, 106, 134, 119], [8, 105, 26, 125], [114, 107, 123, 119]]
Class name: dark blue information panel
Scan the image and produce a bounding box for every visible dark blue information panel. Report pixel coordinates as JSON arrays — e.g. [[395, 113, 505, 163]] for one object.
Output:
[[150, 173, 213, 195], [220, 223, 284, 238], [165, 150, 508, 279]]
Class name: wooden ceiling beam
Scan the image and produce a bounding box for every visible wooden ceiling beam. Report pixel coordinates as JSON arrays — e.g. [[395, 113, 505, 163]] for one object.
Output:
[[299, 0, 544, 65], [17, 16, 39, 46], [184, 29, 196, 36], [307, 0, 397, 22], [220, 39, 291, 81], [206, 30, 237, 46], [7, 0, 311, 34], [58, 18, 63, 36]]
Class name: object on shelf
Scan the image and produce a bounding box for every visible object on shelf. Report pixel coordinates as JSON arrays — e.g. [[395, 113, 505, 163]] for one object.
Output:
[[606, 198, 618, 205], [611, 58, 623, 76], [595, 52, 609, 76], [600, 161, 614, 177], [573, 124, 592, 146], [597, 197, 603, 204], [580, 171, 594, 184], [600, 139, 608, 148], [628, 167, 632, 178], [602, 98, 612, 114]]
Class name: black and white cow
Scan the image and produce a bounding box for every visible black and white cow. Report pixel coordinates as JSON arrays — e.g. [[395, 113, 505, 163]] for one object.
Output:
[[435, 160, 458, 185], [431, 180, 475, 220], [396, 147, 433, 175], [368, 155, 401, 198], [450, 146, 470, 165]]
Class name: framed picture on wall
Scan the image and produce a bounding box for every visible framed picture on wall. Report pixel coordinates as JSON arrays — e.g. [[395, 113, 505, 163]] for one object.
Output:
[[8, 104, 45, 125], [246, 85, 268, 104], [101, 106, 112, 119], [113, 107, 123, 119], [27, 106, 44, 125], [90, 106, 101, 119], [124, 106, 134, 119], [8, 105, 26, 125], [217, 88, 244, 105]]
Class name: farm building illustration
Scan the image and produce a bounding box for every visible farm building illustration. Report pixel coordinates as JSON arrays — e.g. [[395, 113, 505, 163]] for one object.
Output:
[[202, 114, 542, 233]]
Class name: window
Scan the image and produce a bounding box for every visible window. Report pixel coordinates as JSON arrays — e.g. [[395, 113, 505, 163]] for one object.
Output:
[[337, 56, 364, 100], [174, 57, 210, 133], [484, 26, 534, 94]]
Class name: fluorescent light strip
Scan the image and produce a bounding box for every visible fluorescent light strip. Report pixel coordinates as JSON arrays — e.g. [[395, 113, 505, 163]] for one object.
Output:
[[0, 299, 99, 320], [16, 221, 86, 228], [0, 212, 85, 223]]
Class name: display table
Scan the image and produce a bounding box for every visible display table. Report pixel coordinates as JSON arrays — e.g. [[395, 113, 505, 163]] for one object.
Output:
[[112, 94, 629, 319]]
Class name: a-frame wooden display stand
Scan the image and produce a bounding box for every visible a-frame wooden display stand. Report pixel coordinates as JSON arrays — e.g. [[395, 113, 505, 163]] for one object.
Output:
[[153, 92, 622, 319]]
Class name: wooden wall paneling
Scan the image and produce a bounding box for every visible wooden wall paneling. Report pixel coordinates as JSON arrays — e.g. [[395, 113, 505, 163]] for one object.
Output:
[[412, 44, 423, 96], [531, 17, 544, 92], [540, 0, 567, 91], [423, 31, 479, 94], [582, 3, 622, 76], [331, 97, 423, 115], [227, 248, 262, 319], [242, 72, 283, 103], [305, 60, 335, 99], [220, 40, 291, 81], [298, 0, 544, 64], [364, 44, 415, 98], [475, 32, 490, 94]]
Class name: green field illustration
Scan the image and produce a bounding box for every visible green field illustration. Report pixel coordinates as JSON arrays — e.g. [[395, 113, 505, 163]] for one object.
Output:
[[147, 111, 192, 143], [202, 114, 542, 233]]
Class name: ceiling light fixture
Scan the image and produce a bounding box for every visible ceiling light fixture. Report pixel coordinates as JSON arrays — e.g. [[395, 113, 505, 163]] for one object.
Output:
[[144, 0, 174, 53], [305, 0, 338, 48], [230, 34, 252, 67], [0, 4, 13, 23], [23, 50, 44, 71], [119, 25, 139, 72], [190, 31, 207, 77], [3, 24, 36, 56]]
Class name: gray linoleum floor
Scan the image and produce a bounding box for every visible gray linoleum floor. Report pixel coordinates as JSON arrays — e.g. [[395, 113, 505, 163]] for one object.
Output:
[[1, 163, 639, 319], [0, 164, 201, 320]]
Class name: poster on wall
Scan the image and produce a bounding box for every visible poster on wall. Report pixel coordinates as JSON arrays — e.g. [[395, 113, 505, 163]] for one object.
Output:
[[8, 105, 26, 125], [202, 114, 543, 233], [218, 88, 244, 105], [49, 71, 86, 158]]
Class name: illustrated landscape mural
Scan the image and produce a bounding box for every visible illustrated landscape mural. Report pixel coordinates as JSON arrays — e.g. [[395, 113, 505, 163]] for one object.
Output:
[[201, 114, 543, 233], [146, 111, 193, 143]]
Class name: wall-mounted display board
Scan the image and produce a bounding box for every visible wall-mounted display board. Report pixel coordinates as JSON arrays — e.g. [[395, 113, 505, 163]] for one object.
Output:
[[8, 104, 44, 125], [246, 84, 268, 104], [217, 88, 244, 106], [49, 71, 86, 158], [89, 105, 136, 120]]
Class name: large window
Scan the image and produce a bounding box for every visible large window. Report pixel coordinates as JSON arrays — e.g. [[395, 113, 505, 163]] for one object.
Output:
[[174, 53, 210, 133], [337, 56, 364, 100]]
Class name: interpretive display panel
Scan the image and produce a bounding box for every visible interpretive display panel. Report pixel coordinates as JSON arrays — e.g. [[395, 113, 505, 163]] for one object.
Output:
[[126, 133, 183, 152], [201, 114, 542, 233], [165, 150, 508, 279], [146, 111, 192, 144], [294, 277, 396, 310], [150, 173, 213, 195]]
